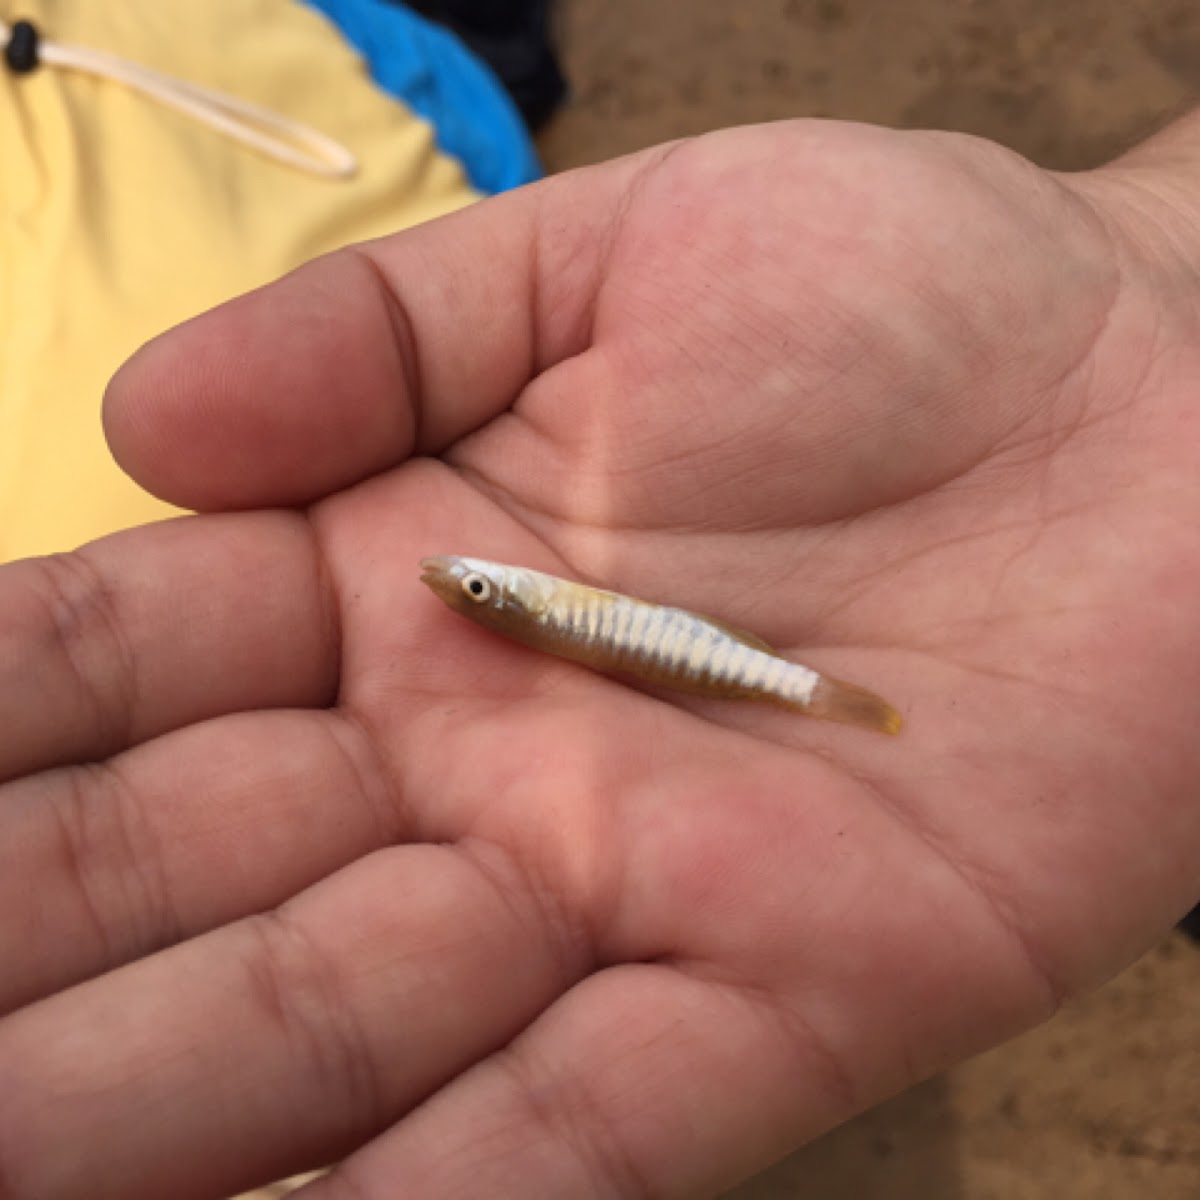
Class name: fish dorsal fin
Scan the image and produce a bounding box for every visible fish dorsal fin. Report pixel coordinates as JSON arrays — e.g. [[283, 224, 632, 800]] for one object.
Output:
[[704, 615, 775, 654]]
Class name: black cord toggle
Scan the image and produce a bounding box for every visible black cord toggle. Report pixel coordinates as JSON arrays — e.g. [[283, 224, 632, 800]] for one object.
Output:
[[0, 14, 353, 174], [5, 19, 41, 74]]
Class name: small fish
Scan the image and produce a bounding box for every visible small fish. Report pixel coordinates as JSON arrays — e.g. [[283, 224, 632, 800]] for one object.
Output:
[[419, 556, 901, 734]]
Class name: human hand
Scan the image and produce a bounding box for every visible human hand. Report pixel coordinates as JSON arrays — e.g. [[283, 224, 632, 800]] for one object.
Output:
[[3, 116, 1199, 1198]]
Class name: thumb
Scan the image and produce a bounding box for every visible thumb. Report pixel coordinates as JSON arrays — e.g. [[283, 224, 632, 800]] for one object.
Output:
[[101, 158, 636, 512]]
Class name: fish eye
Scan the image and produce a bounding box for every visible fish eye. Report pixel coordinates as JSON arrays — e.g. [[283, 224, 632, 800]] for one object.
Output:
[[462, 573, 492, 603]]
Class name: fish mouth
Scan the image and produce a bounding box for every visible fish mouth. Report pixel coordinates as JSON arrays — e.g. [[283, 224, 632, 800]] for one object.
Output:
[[419, 555, 462, 603], [419, 555, 457, 581]]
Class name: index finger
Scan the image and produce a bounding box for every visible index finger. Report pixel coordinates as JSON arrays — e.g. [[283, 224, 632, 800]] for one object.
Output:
[[0, 512, 337, 781]]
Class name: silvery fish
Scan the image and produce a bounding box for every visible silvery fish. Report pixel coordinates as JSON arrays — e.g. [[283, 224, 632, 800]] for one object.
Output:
[[420, 556, 901, 734]]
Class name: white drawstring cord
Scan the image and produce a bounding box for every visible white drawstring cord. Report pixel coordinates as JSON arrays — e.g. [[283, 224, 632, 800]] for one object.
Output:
[[1, 16, 358, 179]]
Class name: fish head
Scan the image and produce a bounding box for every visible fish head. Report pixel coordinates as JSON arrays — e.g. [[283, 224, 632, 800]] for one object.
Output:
[[419, 555, 513, 616], [420, 556, 553, 622]]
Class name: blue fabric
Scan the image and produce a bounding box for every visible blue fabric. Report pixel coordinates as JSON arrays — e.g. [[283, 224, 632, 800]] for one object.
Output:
[[299, 0, 541, 194]]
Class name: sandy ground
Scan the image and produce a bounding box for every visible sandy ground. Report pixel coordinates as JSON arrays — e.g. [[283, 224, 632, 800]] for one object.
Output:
[[244, 4, 1199, 1197], [538, 2, 1200, 1198], [538, 0, 1197, 172]]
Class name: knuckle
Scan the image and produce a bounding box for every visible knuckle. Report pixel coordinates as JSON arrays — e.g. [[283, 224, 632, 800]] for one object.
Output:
[[496, 1047, 658, 1200], [27, 552, 137, 759], [241, 911, 385, 1134], [33, 763, 174, 1000]]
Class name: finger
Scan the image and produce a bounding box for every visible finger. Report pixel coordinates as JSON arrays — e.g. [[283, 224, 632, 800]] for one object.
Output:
[[0, 513, 337, 782], [0, 708, 407, 1015], [299, 964, 860, 1200], [102, 157, 646, 512], [1, 461, 593, 1011], [0, 842, 589, 1200]]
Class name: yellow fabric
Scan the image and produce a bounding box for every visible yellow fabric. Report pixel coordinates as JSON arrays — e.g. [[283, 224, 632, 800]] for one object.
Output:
[[0, 0, 479, 562]]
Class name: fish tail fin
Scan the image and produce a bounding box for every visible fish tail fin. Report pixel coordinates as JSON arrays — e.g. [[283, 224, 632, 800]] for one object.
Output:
[[807, 674, 903, 735]]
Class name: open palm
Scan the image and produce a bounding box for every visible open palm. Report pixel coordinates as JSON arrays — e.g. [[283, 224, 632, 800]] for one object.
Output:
[[2, 121, 1198, 1199]]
